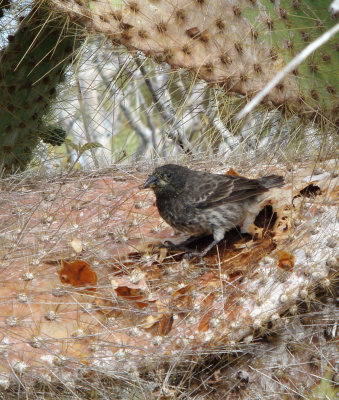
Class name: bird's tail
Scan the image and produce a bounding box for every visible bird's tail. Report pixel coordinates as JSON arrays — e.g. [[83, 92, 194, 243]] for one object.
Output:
[[259, 175, 284, 189]]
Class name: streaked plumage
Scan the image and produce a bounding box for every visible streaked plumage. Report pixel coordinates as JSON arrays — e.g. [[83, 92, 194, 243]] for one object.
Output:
[[143, 164, 284, 257]]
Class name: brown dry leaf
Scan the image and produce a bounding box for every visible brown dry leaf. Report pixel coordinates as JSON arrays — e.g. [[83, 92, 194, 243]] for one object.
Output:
[[199, 271, 217, 285], [159, 313, 174, 336], [226, 168, 241, 176], [278, 250, 295, 271], [226, 304, 253, 324], [198, 271, 220, 289], [172, 284, 193, 297], [144, 314, 162, 329], [202, 293, 215, 308], [172, 284, 194, 309], [155, 299, 170, 314], [143, 299, 172, 330], [198, 293, 215, 333], [198, 311, 213, 332], [136, 300, 155, 309], [112, 276, 157, 308], [58, 260, 97, 291], [158, 247, 168, 263], [94, 297, 122, 317], [115, 286, 144, 301]]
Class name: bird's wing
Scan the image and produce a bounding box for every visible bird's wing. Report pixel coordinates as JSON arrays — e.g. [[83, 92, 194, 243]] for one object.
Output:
[[190, 175, 268, 209]]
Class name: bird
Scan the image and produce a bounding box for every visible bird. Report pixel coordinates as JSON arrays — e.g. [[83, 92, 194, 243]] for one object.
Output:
[[143, 164, 284, 258]]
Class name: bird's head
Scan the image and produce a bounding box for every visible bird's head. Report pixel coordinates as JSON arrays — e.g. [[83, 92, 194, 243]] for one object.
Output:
[[142, 164, 187, 195]]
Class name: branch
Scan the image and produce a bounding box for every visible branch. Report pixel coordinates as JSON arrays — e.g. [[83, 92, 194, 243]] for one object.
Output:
[[133, 55, 192, 154], [137, 92, 158, 148], [96, 65, 153, 156], [76, 76, 100, 168], [119, 102, 152, 146]]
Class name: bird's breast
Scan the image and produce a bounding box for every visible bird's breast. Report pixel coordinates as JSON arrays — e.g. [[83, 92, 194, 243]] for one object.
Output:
[[156, 195, 210, 235], [156, 196, 185, 223]]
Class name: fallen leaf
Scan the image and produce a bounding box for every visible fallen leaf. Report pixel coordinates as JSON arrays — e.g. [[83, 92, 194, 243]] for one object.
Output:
[[58, 260, 97, 291], [144, 314, 162, 329], [202, 293, 215, 308], [111, 276, 153, 307], [158, 247, 168, 263], [115, 286, 144, 301], [172, 285, 193, 309], [156, 299, 170, 314], [278, 250, 295, 271], [226, 168, 241, 176], [159, 314, 174, 336], [199, 271, 217, 285], [198, 311, 213, 332], [136, 300, 154, 309], [173, 284, 193, 297]]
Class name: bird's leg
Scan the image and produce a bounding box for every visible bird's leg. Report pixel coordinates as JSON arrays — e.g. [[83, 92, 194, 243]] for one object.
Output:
[[159, 234, 208, 252], [183, 239, 222, 259], [200, 239, 223, 257], [184, 229, 225, 259]]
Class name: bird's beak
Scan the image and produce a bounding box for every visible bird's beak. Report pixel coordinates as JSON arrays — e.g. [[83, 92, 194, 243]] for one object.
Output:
[[142, 174, 159, 189]]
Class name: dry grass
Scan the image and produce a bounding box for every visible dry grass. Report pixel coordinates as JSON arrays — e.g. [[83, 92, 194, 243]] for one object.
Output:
[[0, 158, 338, 399]]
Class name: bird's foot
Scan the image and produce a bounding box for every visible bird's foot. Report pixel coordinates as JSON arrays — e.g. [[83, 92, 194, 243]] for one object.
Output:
[[156, 240, 174, 249], [157, 236, 216, 265], [159, 235, 207, 251], [157, 241, 192, 252], [183, 252, 206, 266], [182, 239, 220, 262], [183, 251, 199, 259]]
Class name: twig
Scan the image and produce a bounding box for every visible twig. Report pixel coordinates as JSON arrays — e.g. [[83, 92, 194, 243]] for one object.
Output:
[[76, 76, 100, 168], [119, 102, 151, 146], [96, 66, 153, 156], [236, 22, 339, 121], [133, 55, 192, 154], [137, 92, 158, 148]]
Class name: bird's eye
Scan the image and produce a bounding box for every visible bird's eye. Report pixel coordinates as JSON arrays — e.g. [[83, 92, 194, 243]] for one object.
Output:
[[166, 173, 172, 178]]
